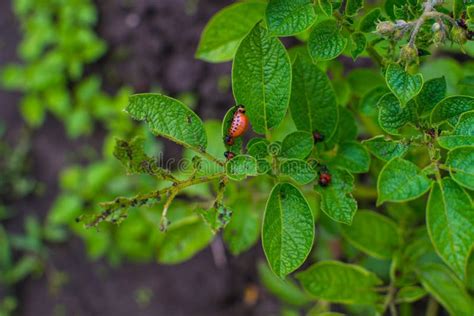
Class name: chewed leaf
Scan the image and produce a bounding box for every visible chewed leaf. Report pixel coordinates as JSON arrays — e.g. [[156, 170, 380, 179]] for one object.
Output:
[[233, 24, 291, 135], [262, 183, 314, 277], [126, 93, 207, 149], [113, 137, 157, 175], [225, 155, 258, 181], [315, 168, 357, 224], [385, 64, 423, 107], [266, 0, 316, 36]]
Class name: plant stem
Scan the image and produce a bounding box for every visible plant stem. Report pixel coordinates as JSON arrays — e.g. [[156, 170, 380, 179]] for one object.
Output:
[[91, 172, 226, 228], [353, 185, 378, 200], [172, 137, 224, 167], [408, 0, 455, 47], [425, 296, 439, 316]]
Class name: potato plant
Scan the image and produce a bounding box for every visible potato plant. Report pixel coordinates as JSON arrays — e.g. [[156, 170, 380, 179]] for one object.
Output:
[[1, 0, 131, 138], [80, 0, 474, 314]]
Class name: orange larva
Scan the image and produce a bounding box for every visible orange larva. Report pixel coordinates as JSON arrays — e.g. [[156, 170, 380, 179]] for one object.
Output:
[[228, 106, 249, 138]]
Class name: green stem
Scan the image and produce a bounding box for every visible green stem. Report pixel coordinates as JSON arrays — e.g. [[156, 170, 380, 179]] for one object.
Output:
[[353, 185, 378, 200], [366, 43, 385, 67], [91, 172, 226, 228], [425, 296, 439, 316]]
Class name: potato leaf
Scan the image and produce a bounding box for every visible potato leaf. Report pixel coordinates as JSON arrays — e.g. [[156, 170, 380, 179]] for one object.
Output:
[[233, 24, 291, 135], [427, 178, 474, 279], [126, 93, 207, 149], [297, 261, 382, 304], [262, 183, 314, 277], [195, 1, 267, 62], [377, 157, 432, 205]]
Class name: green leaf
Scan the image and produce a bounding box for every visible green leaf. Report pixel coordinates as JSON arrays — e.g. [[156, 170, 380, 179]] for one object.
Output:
[[345, 0, 364, 16], [197, 204, 232, 234], [466, 246, 474, 292], [416, 76, 446, 117], [348, 69, 385, 97], [258, 261, 312, 306], [290, 56, 338, 138], [226, 155, 258, 181], [248, 139, 269, 158], [385, 64, 423, 107], [327, 107, 358, 146], [318, 0, 333, 16], [223, 202, 259, 255], [296, 261, 382, 304], [362, 135, 409, 161], [453, 0, 468, 18], [195, 1, 267, 62], [233, 24, 291, 135], [395, 286, 427, 303], [418, 263, 474, 316], [157, 216, 214, 264], [280, 131, 314, 159], [247, 140, 272, 174], [262, 183, 315, 277], [431, 96, 474, 126], [359, 8, 381, 32], [427, 178, 474, 279], [350, 32, 366, 60], [378, 93, 418, 135], [222, 106, 244, 152], [280, 159, 317, 185], [358, 86, 389, 117], [341, 210, 400, 259], [377, 157, 432, 205], [266, 0, 317, 36], [113, 137, 157, 175], [446, 146, 474, 190], [20, 95, 45, 127], [438, 111, 474, 149], [48, 194, 82, 225], [126, 93, 207, 149], [315, 168, 357, 224], [308, 19, 347, 61], [334, 141, 370, 174]]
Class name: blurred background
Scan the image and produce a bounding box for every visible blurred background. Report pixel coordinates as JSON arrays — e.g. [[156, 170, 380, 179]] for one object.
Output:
[[2, 1, 473, 315], [0, 0, 281, 315]]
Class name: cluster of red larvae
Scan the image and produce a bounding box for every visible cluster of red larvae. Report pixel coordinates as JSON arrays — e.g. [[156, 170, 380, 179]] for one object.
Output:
[[222, 106, 331, 187]]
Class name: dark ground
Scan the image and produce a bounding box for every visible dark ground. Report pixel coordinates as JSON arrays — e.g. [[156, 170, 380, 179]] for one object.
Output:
[[0, 0, 279, 315]]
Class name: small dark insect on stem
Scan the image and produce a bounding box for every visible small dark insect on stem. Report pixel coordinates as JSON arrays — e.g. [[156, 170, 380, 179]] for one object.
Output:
[[88, 172, 226, 229]]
